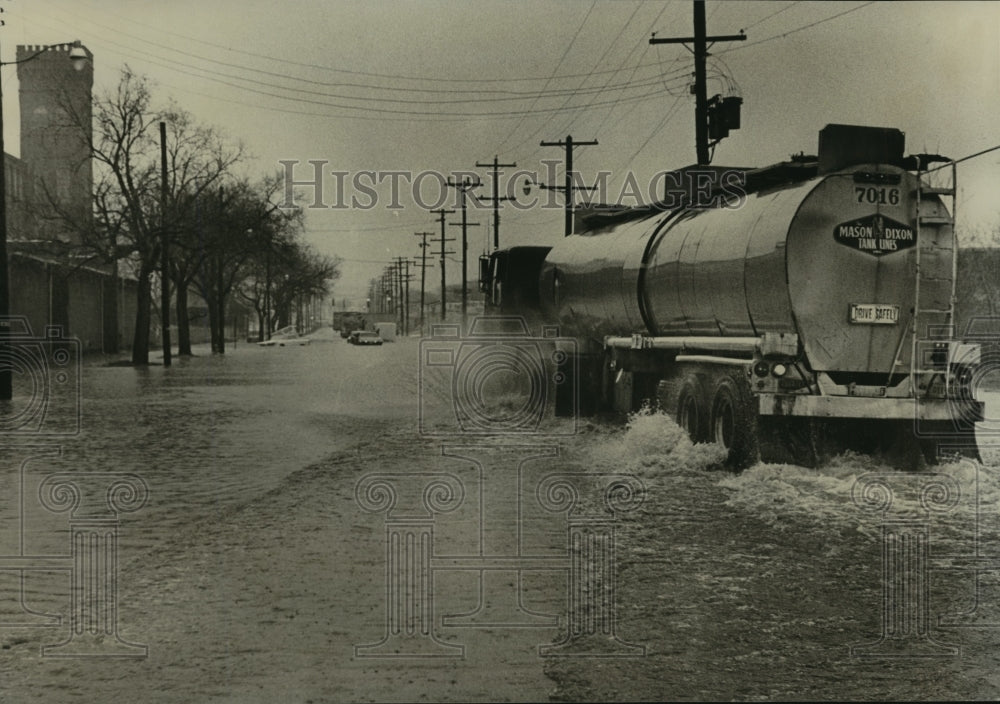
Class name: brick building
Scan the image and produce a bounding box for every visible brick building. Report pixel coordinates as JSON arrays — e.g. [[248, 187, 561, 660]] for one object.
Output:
[[6, 43, 247, 354], [5, 42, 123, 353]]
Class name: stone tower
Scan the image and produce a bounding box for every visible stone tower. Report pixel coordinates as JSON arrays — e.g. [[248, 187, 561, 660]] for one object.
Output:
[[16, 42, 93, 243]]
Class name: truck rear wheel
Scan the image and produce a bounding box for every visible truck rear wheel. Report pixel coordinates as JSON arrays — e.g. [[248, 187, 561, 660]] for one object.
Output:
[[675, 373, 709, 443], [710, 370, 759, 470]]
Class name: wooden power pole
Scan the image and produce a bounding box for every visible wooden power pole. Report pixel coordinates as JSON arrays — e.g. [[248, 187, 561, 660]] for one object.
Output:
[[650, 0, 745, 165], [539, 135, 598, 236]]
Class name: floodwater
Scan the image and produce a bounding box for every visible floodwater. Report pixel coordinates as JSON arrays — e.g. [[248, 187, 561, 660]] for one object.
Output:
[[0, 328, 998, 702]]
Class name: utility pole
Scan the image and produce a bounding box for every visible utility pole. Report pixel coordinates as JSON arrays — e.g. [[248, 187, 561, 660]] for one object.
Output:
[[386, 263, 397, 322], [475, 155, 516, 251], [447, 176, 480, 329], [390, 262, 399, 329], [381, 270, 391, 314], [402, 258, 411, 336], [539, 135, 598, 236], [430, 209, 456, 322], [393, 255, 413, 336], [650, 0, 745, 165], [394, 261, 406, 333], [159, 121, 171, 367], [413, 231, 434, 334]]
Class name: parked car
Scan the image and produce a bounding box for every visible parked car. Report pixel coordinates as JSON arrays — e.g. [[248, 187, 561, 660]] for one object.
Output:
[[348, 330, 383, 346], [258, 325, 311, 347]]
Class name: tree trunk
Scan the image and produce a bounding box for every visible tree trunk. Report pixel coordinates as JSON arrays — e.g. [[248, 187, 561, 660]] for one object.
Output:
[[216, 294, 226, 354], [176, 282, 192, 355], [277, 303, 289, 330], [215, 256, 226, 354], [206, 290, 222, 354], [132, 264, 153, 365]]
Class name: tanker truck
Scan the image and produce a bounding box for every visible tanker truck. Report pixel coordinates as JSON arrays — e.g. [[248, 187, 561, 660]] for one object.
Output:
[[480, 125, 983, 467]]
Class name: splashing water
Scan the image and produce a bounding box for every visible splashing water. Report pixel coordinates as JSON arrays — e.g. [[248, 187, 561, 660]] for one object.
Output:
[[719, 446, 1000, 547], [587, 405, 727, 482]]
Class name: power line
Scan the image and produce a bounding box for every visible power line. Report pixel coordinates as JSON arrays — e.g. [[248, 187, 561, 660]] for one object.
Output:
[[27, 0, 694, 87], [23, 11, 670, 110], [495, 0, 599, 152], [741, 1, 802, 31], [528, 0, 645, 148], [592, 1, 676, 138], [719, 2, 875, 54], [618, 94, 685, 174]]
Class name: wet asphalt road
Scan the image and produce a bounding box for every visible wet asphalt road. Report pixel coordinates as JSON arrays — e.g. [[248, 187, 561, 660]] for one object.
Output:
[[0, 327, 998, 702]]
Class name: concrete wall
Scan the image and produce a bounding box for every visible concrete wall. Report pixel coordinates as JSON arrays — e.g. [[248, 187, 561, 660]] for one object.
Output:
[[9, 254, 116, 352]]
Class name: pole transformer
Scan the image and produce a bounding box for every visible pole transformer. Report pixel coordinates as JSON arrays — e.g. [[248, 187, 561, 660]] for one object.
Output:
[[650, 0, 745, 165]]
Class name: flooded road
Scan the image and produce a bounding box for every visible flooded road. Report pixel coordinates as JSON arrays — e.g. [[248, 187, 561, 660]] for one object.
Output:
[[1, 328, 999, 701]]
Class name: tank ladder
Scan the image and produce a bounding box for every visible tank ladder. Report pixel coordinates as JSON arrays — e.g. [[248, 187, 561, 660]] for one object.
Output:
[[909, 158, 958, 397]]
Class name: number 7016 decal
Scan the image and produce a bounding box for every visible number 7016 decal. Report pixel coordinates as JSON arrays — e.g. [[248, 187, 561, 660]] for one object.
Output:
[[855, 186, 900, 205]]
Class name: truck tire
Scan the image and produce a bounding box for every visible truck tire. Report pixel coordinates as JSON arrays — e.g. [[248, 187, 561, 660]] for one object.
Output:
[[710, 369, 759, 470], [675, 373, 710, 443]]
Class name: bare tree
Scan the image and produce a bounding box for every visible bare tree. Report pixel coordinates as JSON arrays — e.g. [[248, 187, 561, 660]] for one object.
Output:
[[956, 223, 1000, 335], [56, 68, 242, 364]]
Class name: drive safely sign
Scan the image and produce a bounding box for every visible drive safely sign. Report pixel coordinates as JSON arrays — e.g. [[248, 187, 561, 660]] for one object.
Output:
[[849, 303, 899, 324]]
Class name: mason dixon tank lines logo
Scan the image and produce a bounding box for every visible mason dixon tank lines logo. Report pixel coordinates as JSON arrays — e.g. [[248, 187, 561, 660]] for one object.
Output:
[[833, 214, 915, 256]]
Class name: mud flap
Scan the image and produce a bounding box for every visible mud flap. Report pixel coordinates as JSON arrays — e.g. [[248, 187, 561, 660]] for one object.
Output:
[[757, 416, 821, 467]]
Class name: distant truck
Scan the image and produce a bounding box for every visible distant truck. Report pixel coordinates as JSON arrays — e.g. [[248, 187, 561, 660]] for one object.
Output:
[[333, 311, 367, 338]]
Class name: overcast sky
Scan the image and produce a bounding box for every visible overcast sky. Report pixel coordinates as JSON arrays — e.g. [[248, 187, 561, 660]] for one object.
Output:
[[4, 1, 999, 306]]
